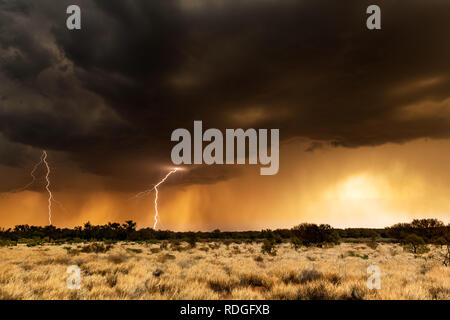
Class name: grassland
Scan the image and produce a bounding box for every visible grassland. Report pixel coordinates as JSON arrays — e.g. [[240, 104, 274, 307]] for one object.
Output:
[[0, 241, 449, 300]]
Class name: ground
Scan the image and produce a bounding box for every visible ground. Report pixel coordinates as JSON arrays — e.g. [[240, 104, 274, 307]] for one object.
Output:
[[0, 242, 449, 299]]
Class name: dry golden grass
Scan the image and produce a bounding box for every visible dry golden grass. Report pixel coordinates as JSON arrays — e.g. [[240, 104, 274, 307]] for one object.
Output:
[[0, 242, 448, 300]]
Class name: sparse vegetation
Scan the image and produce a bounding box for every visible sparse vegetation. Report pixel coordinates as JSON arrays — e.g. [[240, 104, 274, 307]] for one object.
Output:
[[1, 219, 446, 250], [0, 241, 448, 299], [0, 218, 448, 300]]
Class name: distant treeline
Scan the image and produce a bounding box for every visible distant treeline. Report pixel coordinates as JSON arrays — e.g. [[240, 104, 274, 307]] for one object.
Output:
[[0, 219, 449, 246]]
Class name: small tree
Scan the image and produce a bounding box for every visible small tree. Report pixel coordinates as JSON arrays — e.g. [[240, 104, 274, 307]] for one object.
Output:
[[261, 239, 277, 256], [434, 237, 447, 248], [403, 234, 426, 254], [292, 223, 340, 246], [290, 236, 303, 251], [187, 234, 197, 248], [212, 229, 221, 239], [262, 230, 283, 244], [325, 229, 341, 245]]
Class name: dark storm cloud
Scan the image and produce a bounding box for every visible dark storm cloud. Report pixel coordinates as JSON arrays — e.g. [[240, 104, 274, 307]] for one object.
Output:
[[1, 0, 450, 189]]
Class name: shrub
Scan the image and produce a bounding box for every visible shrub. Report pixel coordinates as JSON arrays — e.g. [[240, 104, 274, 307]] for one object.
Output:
[[106, 274, 118, 287], [64, 246, 82, 255], [231, 245, 241, 254], [429, 286, 450, 299], [261, 239, 277, 256], [18, 238, 44, 247], [0, 240, 17, 247], [107, 253, 128, 264], [262, 230, 282, 244], [170, 243, 184, 252], [158, 253, 176, 263], [366, 240, 379, 250], [239, 273, 271, 289], [300, 283, 334, 300], [433, 237, 448, 247], [187, 234, 197, 248], [208, 242, 221, 250], [223, 239, 233, 248], [291, 223, 340, 246], [346, 250, 369, 259], [298, 269, 322, 284], [160, 241, 168, 250], [208, 277, 236, 294], [403, 234, 427, 254], [387, 219, 447, 243], [348, 285, 368, 300], [254, 255, 264, 262], [81, 242, 113, 253], [290, 236, 303, 250]]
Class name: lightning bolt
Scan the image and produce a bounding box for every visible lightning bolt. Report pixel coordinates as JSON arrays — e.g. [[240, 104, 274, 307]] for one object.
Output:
[[3, 155, 44, 194], [42, 150, 53, 225], [152, 168, 178, 230], [2, 150, 61, 225], [134, 168, 179, 230]]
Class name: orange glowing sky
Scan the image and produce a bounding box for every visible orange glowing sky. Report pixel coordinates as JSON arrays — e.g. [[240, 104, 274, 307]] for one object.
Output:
[[1, 1, 450, 230], [1, 138, 449, 230]]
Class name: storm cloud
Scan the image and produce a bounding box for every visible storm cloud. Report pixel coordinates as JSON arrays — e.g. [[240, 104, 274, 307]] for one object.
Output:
[[1, 0, 450, 191]]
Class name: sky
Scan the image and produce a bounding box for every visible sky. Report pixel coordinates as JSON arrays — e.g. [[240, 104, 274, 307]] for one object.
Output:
[[1, 0, 450, 230]]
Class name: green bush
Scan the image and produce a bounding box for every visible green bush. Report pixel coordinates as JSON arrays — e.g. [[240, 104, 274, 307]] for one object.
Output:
[[290, 236, 303, 250], [261, 239, 277, 256], [0, 239, 17, 247], [291, 223, 340, 246]]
